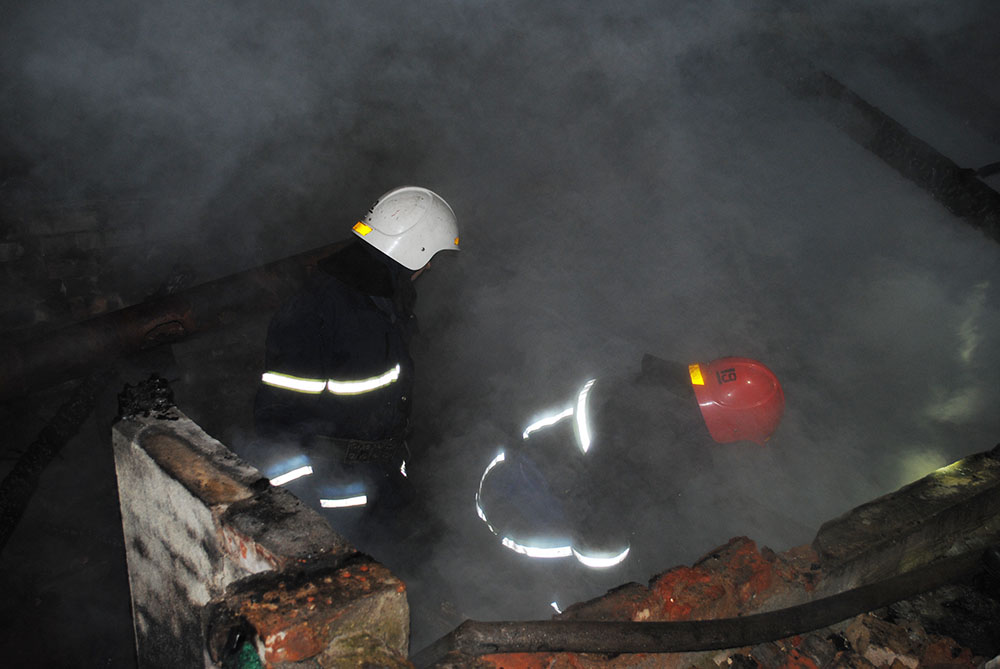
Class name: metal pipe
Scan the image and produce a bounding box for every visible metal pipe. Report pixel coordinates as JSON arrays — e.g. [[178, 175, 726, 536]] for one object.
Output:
[[411, 545, 989, 667], [0, 240, 349, 404]]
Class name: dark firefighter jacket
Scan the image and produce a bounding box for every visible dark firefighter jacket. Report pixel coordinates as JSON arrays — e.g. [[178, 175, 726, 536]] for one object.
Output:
[[475, 356, 709, 565], [254, 240, 417, 445]]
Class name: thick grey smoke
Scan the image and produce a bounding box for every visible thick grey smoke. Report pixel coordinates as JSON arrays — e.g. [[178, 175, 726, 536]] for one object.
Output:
[[3, 0, 999, 650]]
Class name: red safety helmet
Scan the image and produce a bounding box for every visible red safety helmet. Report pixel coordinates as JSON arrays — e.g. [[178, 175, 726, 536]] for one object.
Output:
[[687, 357, 784, 445]]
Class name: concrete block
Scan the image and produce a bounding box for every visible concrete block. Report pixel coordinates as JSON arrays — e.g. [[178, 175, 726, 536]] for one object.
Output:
[[113, 406, 377, 668], [114, 414, 245, 667], [219, 484, 352, 574], [813, 445, 1000, 591]]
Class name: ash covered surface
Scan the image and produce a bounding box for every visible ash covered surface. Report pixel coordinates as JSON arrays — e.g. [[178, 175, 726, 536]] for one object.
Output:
[[117, 374, 177, 421]]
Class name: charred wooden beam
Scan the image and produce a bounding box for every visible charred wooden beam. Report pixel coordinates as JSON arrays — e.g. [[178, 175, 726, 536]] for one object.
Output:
[[0, 241, 349, 403], [792, 71, 1000, 242], [763, 47, 1000, 243]]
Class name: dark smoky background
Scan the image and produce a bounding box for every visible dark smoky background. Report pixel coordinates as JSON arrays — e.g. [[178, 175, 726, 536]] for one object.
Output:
[[2, 0, 999, 656]]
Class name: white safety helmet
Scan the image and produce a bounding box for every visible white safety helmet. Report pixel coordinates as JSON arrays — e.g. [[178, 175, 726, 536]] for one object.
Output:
[[352, 186, 460, 271]]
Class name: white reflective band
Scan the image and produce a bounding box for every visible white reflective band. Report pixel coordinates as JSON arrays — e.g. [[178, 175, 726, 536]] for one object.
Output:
[[478, 449, 611, 563], [476, 500, 491, 525], [481, 451, 505, 479], [501, 536, 573, 559], [551, 601, 563, 614], [262, 365, 401, 396], [475, 451, 506, 529], [261, 372, 327, 394], [327, 364, 401, 395], [572, 546, 630, 568], [522, 407, 574, 440], [269, 465, 314, 486], [400, 460, 408, 478], [575, 379, 596, 453], [320, 495, 368, 508]]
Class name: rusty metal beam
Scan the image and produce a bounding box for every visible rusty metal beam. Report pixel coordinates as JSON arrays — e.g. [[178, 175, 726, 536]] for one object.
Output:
[[0, 240, 349, 403]]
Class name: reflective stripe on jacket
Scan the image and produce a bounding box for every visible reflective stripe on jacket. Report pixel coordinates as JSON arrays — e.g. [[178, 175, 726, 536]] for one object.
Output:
[[261, 364, 401, 395]]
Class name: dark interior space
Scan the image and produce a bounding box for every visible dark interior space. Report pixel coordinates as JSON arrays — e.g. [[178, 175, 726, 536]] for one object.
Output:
[[1, 2, 999, 665]]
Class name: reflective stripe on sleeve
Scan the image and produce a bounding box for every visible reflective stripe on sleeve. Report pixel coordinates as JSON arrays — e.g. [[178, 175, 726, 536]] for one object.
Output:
[[269, 465, 314, 486], [522, 407, 573, 440], [320, 495, 368, 508]]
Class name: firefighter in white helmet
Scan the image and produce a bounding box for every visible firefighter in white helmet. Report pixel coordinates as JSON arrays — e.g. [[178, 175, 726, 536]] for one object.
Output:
[[251, 186, 459, 514]]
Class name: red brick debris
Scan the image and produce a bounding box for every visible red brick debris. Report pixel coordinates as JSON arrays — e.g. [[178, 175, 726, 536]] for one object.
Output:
[[465, 537, 988, 669], [221, 559, 407, 666]]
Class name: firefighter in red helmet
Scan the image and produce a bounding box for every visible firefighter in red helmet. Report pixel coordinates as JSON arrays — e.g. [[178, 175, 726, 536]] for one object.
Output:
[[475, 354, 785, 569]]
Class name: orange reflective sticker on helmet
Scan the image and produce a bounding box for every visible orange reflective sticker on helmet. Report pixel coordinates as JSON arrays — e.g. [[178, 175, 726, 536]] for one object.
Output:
[[454, 236, 460, 246], [353, 221, 373, 235], [688, 364, 705, 386]]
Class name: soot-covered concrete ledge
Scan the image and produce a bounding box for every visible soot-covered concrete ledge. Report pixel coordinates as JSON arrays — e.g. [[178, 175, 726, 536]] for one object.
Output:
[[813, 444, 1000, 594], [112, 399, 409, 668]]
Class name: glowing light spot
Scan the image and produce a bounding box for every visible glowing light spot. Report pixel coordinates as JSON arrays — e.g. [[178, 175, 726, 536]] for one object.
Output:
[[261, 372, 326, 394], [575, 379, 596, 453], [501, 536, 573, 558], [522, 407, 573, 439], [476, 452, 506, 529], [264, 366, 401, 396], [479, 451, 505, 484], [327, 364, 401, 395], [936, 460, 964, 474], [269, 465, 313, 486], [320, 495, 368, 508], [573, 546, 630, 568]]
